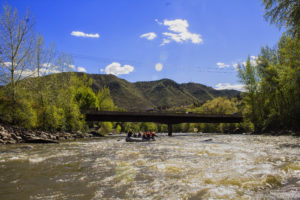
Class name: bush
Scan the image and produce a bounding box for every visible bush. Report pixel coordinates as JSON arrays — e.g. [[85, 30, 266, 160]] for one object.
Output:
[[98, 122, 113, 135], [0, 97, 37, 129]]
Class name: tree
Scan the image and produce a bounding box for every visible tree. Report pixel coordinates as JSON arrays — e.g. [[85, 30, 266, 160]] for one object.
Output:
[[238, 57, 264, 131], [0, 4, 35, 101], [263, 0, 300, 37], [189, 97, 241, 133], [238, 34, 300, 133], [97, 87, 115, 111]]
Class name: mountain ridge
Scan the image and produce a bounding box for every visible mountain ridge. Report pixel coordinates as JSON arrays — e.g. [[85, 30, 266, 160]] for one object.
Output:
[[84, 73, 240, 111]]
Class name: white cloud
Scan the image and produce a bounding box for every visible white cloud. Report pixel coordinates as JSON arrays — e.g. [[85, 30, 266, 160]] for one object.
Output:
[[68, 64, 76, 69], [218, 56, 258, 71], [64, 64, 86, 72], [215, 83, 245, 91], [2, 62, 71, 77], [105, 62, 134, 76], [100, 68, 105, 72], [217, 62, 230, 68], [233, 63, 239, 70], [161, 38, 171, 46], [250, 56, 258, 66], [155, 19, 162, 25], [1, 61, 12, 68], [155, 63, 163, 71], [160, 19, 202, 45], [15, 67, 61, 77], [241, 56, 258, 67], [140, 32, 157, 40], [77, 66, 87, 72], [41, 63, 52, 68], [14, 69, 36, 77], [71, 31, 100, 38]]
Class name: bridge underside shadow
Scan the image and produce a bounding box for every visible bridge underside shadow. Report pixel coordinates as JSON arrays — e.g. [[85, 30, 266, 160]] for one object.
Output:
[[84, 111, 243, 136]]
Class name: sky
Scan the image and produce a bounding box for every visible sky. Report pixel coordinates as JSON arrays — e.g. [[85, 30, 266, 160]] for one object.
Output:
[[1, 0, 283, 90]]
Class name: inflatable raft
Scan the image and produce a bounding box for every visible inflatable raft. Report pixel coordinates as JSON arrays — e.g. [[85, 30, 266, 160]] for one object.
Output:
[[125, 137, 155, 142]]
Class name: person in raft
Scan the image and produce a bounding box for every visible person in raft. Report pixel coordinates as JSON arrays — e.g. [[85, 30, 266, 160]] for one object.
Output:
[[146, 131, 151, 139], [127, 130, 133, 138], [151, 131, 157, 140], [142, 131, 150, 140]]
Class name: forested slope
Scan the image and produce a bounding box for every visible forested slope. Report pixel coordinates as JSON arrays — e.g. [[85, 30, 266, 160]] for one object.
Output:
[[87, 73, 240, 110]]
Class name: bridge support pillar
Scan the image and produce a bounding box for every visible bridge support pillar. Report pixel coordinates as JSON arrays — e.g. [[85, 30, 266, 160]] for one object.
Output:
[[168, 124, 172, 136]]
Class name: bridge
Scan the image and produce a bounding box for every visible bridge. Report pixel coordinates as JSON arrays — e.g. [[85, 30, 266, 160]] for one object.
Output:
[[84, 111, 243, 136]]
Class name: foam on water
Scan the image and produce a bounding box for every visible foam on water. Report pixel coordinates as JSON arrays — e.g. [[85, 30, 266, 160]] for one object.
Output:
[[0, 135, 299, 199]]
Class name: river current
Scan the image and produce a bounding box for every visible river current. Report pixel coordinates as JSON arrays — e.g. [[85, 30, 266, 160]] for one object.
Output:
[[0, 134, 299, 199]]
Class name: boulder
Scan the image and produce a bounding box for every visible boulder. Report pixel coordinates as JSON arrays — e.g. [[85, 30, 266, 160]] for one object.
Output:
[[63, 133, 71, 138], [0, 131, 11, 139], [233, 128, 243, 134], [11, 134, 23, 142], [75, 134, 84, 138], [39, 133, 48, 139], [49, 135, 57, 140], [58, 137, 65, 140], [7, 139, 17, 144], [25, 136, 58, 144]]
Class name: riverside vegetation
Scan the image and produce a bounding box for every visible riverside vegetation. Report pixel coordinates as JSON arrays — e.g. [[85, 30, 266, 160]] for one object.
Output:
[[0, 0, 299, 144]]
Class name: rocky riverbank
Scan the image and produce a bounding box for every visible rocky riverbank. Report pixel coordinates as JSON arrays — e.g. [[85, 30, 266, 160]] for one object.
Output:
[[0, 123, 98, 144]]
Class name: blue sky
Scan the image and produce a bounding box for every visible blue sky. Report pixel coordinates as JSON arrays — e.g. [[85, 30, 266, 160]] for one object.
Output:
[[2, 0, 282, 90]]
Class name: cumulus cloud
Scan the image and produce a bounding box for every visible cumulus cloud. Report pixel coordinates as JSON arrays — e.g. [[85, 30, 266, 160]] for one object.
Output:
[[250, 56, 258, 66], [155, 63, 163, 71], [140, 32, 157, 40], [71, 31, 100, 38], [250, 56, 257, 60], [218, 56, 258, 71], [240, 56, 259, 67], [1, 61, 12, 68], [155, 19, 163, 25], [5, 62, 81, 78], [14, 69, 36, 77], [216, 62, 230, 68], [233, 63, 239, 69], [215, 83, 245, 91], [105, 62, 134, 76], [160, 19, 202, 45], [161, 38, 171, 46], [66, 64, 87, 72], [68, 64, 76, 70], [77, 66, 87, 72], [15, 66, 61, 77]]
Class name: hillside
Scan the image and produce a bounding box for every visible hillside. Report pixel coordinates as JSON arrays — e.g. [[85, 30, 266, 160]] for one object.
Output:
[[86, 73, 240, 111]]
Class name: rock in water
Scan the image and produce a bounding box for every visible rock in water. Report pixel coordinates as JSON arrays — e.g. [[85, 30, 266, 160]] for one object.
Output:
[[25, 137, 58, 144], [201, 138, 213, 142]]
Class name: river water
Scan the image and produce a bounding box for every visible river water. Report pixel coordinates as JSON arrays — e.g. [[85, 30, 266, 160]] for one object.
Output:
[[0, 134, 299, 200]]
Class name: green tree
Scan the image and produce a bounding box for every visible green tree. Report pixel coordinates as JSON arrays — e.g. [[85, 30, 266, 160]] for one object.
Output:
[[238, 34, 300, 133], [238, 58, 264, 131], [263, 0, 300, 37], [97, 87, 115, 111], [189, 97, 241, 133]]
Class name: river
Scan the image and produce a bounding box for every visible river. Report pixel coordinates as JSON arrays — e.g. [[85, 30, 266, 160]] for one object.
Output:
[[0, 134, 299, 199]]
